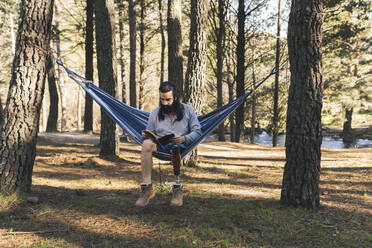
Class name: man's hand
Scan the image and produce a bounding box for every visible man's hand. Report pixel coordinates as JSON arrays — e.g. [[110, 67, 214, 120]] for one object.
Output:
[[171, 135, 185, 144], [142, 131, 149, 139]]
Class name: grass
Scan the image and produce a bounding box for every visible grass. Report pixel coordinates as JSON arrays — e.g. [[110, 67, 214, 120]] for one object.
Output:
[[0, 140, 371, 247]]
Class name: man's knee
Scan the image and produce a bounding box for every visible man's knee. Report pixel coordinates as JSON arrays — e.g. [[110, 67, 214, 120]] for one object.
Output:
[[142, 139, 155, 153]]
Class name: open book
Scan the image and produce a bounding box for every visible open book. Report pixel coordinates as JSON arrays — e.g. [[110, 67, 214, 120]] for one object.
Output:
[[143, 129, 175, 148]]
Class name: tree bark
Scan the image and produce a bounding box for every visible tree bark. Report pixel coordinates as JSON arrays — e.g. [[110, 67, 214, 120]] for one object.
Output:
[[0, 0, 54, 194], [84, 0, 94, 133], [95, 0, 119, 156], [54, 4, 66, 132], [167, 0, 183, 97], [183, 0, 208, 167], [0, 96, 3, 125], [234, 0, 245, 142], [250, 49, 256, 144], [138, 0, 145, 110], [118, 1, 127, 104], [226, 12, 235, 142], [158, 0, 165, 83], [128, 0, 137, 108], [46, 55, 59, 132], [216, 0, 226, 141], [281, 0, 323, 209], [272, 0, 281, 147]]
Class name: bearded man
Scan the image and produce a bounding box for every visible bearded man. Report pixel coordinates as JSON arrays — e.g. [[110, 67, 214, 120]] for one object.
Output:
[[135, 81, 201, 207]]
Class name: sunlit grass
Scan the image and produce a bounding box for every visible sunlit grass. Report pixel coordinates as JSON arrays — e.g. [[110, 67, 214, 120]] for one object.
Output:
[[0, 191, 27, 209]]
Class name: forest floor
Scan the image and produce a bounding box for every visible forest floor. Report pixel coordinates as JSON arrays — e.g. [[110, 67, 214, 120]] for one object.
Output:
[[0, 132, 371, 248]]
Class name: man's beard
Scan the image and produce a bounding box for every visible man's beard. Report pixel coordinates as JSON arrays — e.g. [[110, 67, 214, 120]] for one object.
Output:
[[160, 101, 178, 114]]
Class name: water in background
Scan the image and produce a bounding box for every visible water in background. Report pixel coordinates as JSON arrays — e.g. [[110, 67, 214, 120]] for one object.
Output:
[[247, 131, 372, 149]]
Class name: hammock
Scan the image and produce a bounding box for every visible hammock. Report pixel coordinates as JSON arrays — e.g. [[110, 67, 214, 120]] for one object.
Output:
[[57, 59, 276, 161]]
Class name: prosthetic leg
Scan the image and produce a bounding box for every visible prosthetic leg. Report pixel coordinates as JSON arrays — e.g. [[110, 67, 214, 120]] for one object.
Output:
[[170, 147, 183, 206]]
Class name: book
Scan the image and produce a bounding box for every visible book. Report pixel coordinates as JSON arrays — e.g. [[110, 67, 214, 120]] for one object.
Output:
[[143, 129, 175, 147]]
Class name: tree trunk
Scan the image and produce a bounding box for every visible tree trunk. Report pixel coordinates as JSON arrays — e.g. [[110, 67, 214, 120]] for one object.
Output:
[[167, 0, 183, 97], [55, 4, 66, 132], [118, 1, 128, 142], [272, 0, 281, 147], [95, 0, 119, 156], [77, 89, 82, 130], [0, 0, 54, 194], [118, 1, 127, 104], [353, 33, 359, 76], [0, 96, 3, 125], [227, 68, 235, 142], [216, 0, 226, 141], [138, 0, 145, 110], [250, 52, 256, 144], [226, 12, 235, 142], [234, 0, 245, 143], [84, 0, 94, 133], [158, 0, 165, 83], [46, 55, 59, 132], [343, 107, 353, 142], [281, 0, 323, 209], [183, 0, 208, 167], [128, 0, 137, 108]]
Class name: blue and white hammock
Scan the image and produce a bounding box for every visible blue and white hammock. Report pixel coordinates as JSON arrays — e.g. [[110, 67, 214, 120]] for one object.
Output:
[[57, 59, 276, 161]]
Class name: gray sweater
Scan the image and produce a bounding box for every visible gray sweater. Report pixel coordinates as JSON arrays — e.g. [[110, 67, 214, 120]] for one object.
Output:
[[146, 103, 202, 145]]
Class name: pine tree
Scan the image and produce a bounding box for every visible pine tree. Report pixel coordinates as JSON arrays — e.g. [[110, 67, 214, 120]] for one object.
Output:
[[167, 0, 183, 96], [183, 0, 208, 166], [84, 0, 94, 133], [95, 0, 119, 156], [281, 0, 323, 208], [0, 0, 54, 194]]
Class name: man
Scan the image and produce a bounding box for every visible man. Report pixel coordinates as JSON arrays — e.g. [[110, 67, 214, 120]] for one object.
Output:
[[136, 81, 202, 207]]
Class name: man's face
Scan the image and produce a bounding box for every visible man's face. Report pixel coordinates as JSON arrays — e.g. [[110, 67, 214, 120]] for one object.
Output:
[[160, 91, 174, 106], [160, 90, 176, 114]]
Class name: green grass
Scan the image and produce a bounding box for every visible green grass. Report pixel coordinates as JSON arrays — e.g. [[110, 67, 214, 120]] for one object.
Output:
[[1, 141, 371, 248], [0, 191, 27, 209]]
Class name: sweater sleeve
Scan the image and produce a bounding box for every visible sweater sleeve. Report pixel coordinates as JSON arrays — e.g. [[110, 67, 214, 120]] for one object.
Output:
[[146, 109, 158, 133], [184, 106, 202, 145]]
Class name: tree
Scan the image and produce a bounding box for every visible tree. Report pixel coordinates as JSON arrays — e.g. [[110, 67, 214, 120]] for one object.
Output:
[[249, 34, 257, 144], [128, 0, 137, 108], [0, 0, 54, 194], [158, 0, 166, 83], [0, 96, 3, 124], [281, 0, 323, 209], [118, 1, 127, 104], [272, 0, 281, 147], [138, 0, 146, 110], [167, 0, 183, 96], [322, 0, 371, 140], [208, 0, 227, 141], [54, 3, 67, 132], [95, 0, 119, 156], [234, 0, 245, 142], [46, 55, 59, 132], [183, 0, 208, 166], [84, 0, 94, 133]]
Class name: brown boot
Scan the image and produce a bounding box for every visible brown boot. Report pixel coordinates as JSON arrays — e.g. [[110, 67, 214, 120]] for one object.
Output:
[[170, 184, 183, 207], [135, 183, 155, 207]]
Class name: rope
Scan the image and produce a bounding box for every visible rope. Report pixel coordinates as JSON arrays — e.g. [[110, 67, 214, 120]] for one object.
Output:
[[17, 35, 60, 62]]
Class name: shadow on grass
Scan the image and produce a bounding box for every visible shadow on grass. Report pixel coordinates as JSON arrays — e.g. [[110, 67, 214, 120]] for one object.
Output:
[[1, 184, 371, 248], [10, 141, 369, 247]]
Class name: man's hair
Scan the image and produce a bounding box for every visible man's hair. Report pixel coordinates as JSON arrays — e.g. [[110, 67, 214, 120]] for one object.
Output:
[[158, 81, 184, 121], [159, 81, 178, 100]]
